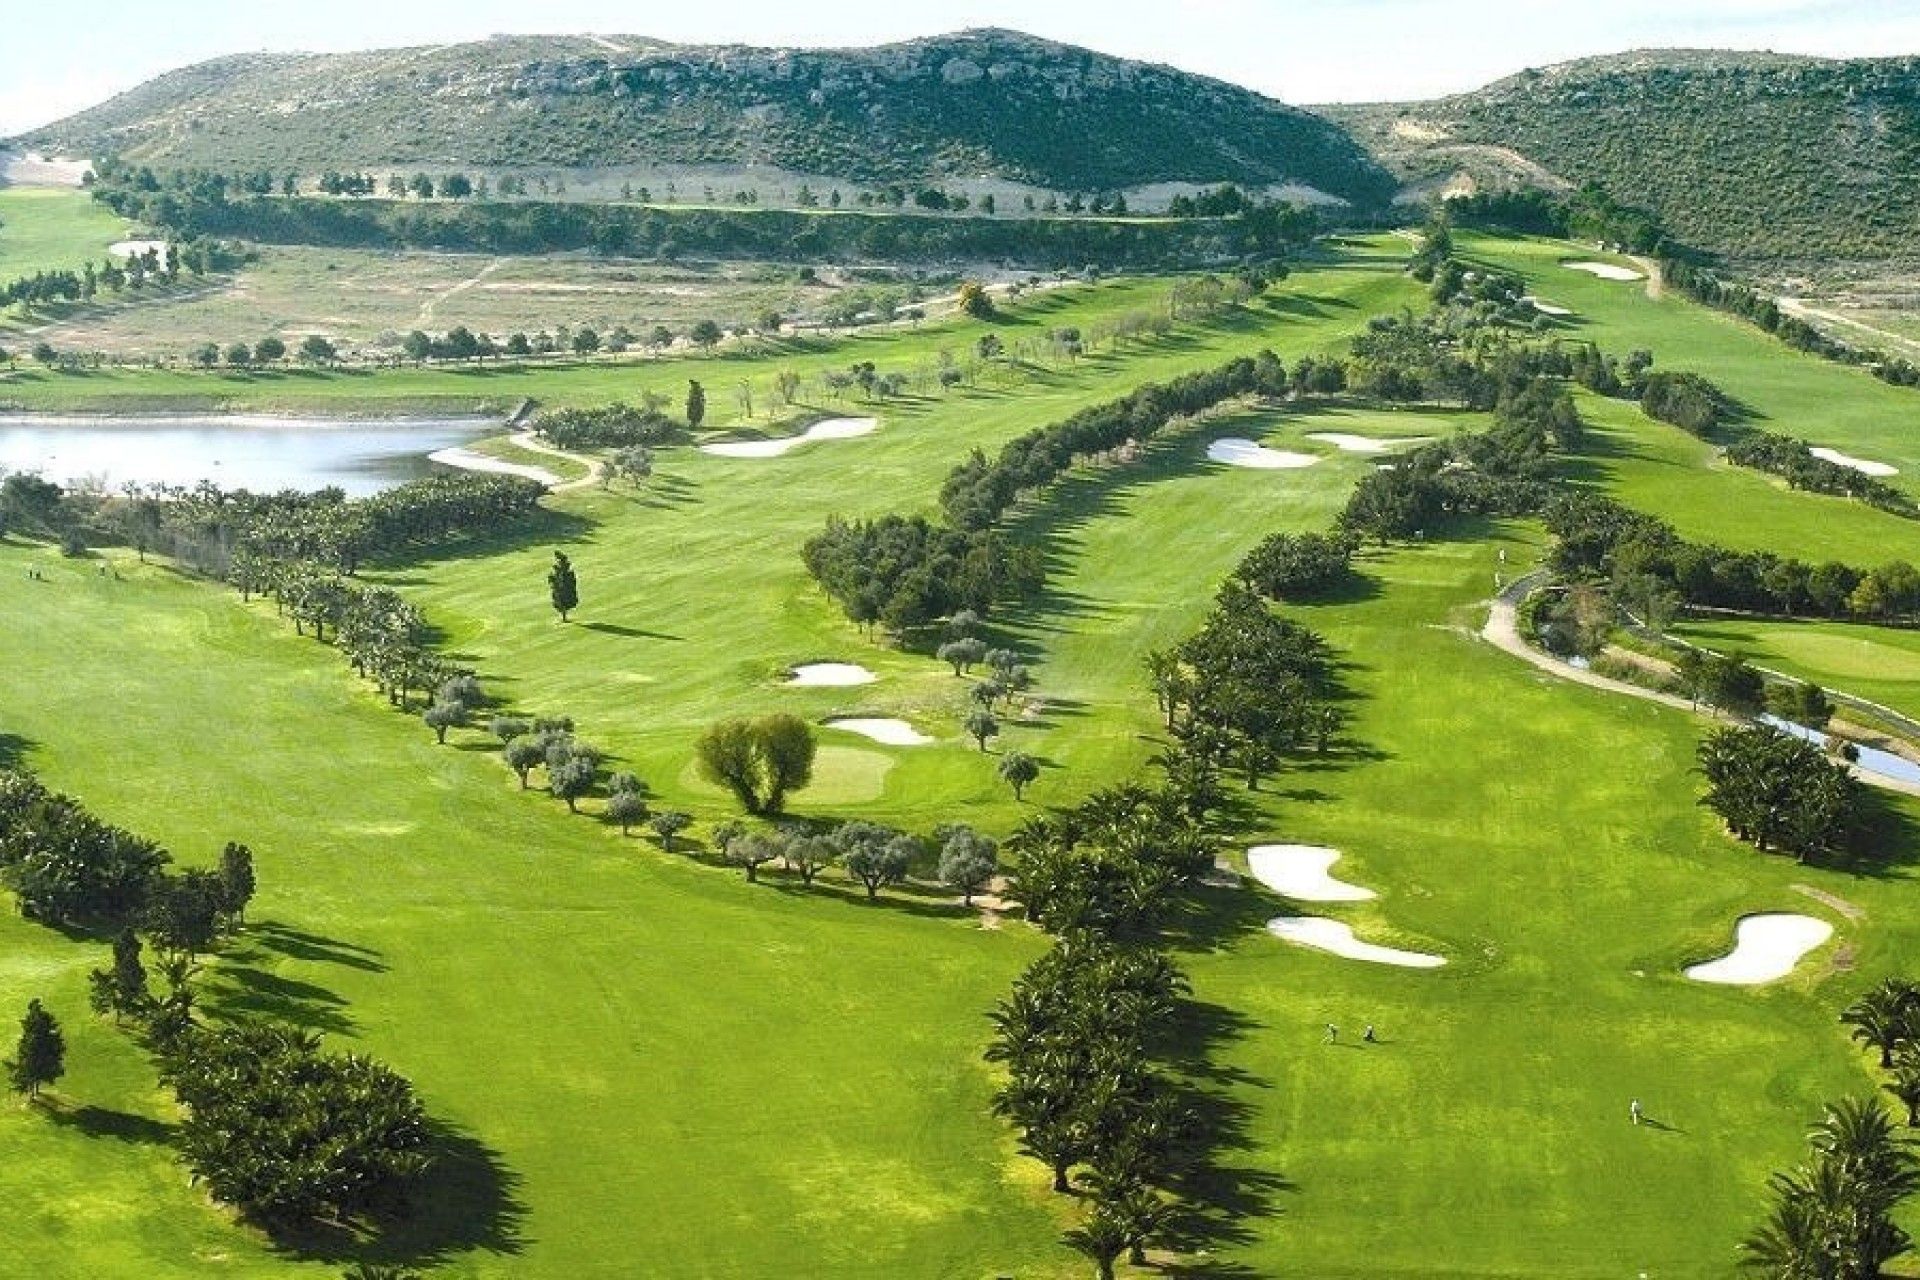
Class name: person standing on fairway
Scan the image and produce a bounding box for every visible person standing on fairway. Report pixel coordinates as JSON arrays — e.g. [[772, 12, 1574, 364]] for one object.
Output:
[[1363, 1024, 1377, 1043], [1325, 1023, 1338, 1044], [1630, 1099, 1643, 1125]]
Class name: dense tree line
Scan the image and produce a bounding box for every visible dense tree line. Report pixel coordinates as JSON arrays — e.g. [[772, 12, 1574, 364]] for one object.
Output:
[[1725, 432, 1917, 518], [530, 404, 687, 450], [85, 171, 1290, 272], [1638, 369, 1728, 437], [1546, 492, 1920, 623], [939, 353, 1283, 531], [1697, 725, 1861, 864], [801, 515, 1045, 633], [0, 770, 170, 925], [159, 1021, 430, 1226], [1234, 530, 1358, 601]]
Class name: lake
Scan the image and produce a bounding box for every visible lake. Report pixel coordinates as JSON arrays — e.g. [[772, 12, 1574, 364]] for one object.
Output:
[[0, 414, 501, 498]]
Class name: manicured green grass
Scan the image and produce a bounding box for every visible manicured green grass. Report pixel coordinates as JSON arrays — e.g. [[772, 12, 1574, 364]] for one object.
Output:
[[1461, 231, 1920, 495], [0, 545, 1062, 1279], [1672, 616, 1920, 722], [3, 228, 1919, 1277], [0, 187, 131, 283]]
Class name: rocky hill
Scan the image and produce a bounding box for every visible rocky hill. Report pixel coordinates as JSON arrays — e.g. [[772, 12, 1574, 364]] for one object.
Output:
[[1325, 50, 1920, 263], [18, 29, 1396, 205]]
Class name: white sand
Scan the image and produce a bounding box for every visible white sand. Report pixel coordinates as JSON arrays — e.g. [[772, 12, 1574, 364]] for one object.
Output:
[[699, 417, 878, 458], [1521, 296, 1574, 316], [1265, 916, 1445, 968], [1305, 432, 1433, 455], [786, 663, 876, 687], [1207, 437, 1320, 469], [1246, 845, 1376, 902], [1564, 261, 1645, 282], [823, 717, 933, 746], [427, 446, 559, 486], [1809, 447, 1899, 478], [1684, 913, 1833, 985], [109, 239, 171, 267]]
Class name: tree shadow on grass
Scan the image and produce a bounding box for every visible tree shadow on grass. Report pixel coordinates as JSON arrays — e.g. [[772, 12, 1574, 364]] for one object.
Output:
[[0, 731, 32, 769], [370, 505, 595, 573], [202, 951, 358, 1036], [46, 1103, 175, 1146], [1837, 792, 1920, 881], [250, 921, 388, 973], [1157, 999, 1295, 1272], [270, 1122, 529, 1270], [580, 620, 683, 641]]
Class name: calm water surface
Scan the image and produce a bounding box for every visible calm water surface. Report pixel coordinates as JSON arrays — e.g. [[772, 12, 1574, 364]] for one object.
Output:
[[0, 415, 498, 498]]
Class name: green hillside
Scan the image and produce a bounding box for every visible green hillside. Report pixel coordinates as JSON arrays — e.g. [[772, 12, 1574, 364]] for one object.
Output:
[[16, 29, 1395, 204], [1326, 50, 1920, 263]]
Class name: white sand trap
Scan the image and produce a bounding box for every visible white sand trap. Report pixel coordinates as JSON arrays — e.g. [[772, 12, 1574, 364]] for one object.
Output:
[[1685, 913, 1833, 985], [1521, 296, 1574, 316], [823, 717, 933, 746], [427, 446, 558, 486], [1305, 432, 1433, 455], [786, 663, 876, 687], [109, 239, 171, 266], [1564, 261, 1645, 282], [1266, 916, 1445, 968], [1247, 845, 1377, 902], [1207, 438, 1320, 469], [1809, 447, 1899, 478], [699, 417, 877, 458]]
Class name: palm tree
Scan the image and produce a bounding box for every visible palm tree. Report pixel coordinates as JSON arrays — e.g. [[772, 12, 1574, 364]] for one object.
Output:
[[1884, 1056, 1920, 1129], [1843, 980, 1920, 1070], [1061, 1197, 1130, 1280]]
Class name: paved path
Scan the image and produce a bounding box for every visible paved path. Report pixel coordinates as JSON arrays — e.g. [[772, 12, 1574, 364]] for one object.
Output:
[[507, 430, 604, 493], [1479, 574, 1920, 800]]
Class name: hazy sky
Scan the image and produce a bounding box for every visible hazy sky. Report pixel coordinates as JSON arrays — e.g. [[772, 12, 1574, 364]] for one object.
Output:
[[4, 0, 1918, 137]]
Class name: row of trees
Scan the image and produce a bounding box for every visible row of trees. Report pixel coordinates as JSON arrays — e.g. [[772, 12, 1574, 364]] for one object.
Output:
[[992, 781, 1223, 1274], [86, 172, 1291, 272], [1547, 491, 1920, 623], [530, 402, 687, 451], [1726, 432, 1916, 518]]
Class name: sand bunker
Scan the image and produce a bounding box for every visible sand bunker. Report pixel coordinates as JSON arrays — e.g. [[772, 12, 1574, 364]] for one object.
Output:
[[1809, 447, 1899, 478], [1246, 845, 1377, 902], [699, 417, 877, 458], [1521, 296, 1574, 316], [1207, 438, 1320, 469], [786, 663, 876, 687], [823, 717, 933, 746], [1564, 261, 1645, 282], [1684, 913, 1832, 985], [1305, 432, 1432, 455], [109, 239, 171, 267], [427, 446, 558, 486], [1266, 916, 1445, 968]]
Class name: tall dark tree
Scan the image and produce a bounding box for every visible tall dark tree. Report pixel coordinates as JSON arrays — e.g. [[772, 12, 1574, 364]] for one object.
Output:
[[685, 379, 707, 428], [548, 552, 579, 622], [7, 999, 65, 1101], [88, 930, 151, 1024]]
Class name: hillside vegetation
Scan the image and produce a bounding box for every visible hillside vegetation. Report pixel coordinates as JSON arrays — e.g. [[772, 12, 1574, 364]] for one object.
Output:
[[1327, 50, 1920, 263], [19, 29, 1395, 204]]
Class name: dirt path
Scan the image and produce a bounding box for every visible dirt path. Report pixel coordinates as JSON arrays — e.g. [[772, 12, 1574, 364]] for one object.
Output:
[[1777, 298, 1920, 361], [1478, 575, 1920, 799], [1626, 255, 1665, 301], [416, 257, 505, 327]]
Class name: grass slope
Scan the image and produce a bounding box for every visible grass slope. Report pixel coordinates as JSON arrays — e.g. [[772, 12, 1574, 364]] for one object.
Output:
[[0, 187, 131, 283]]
